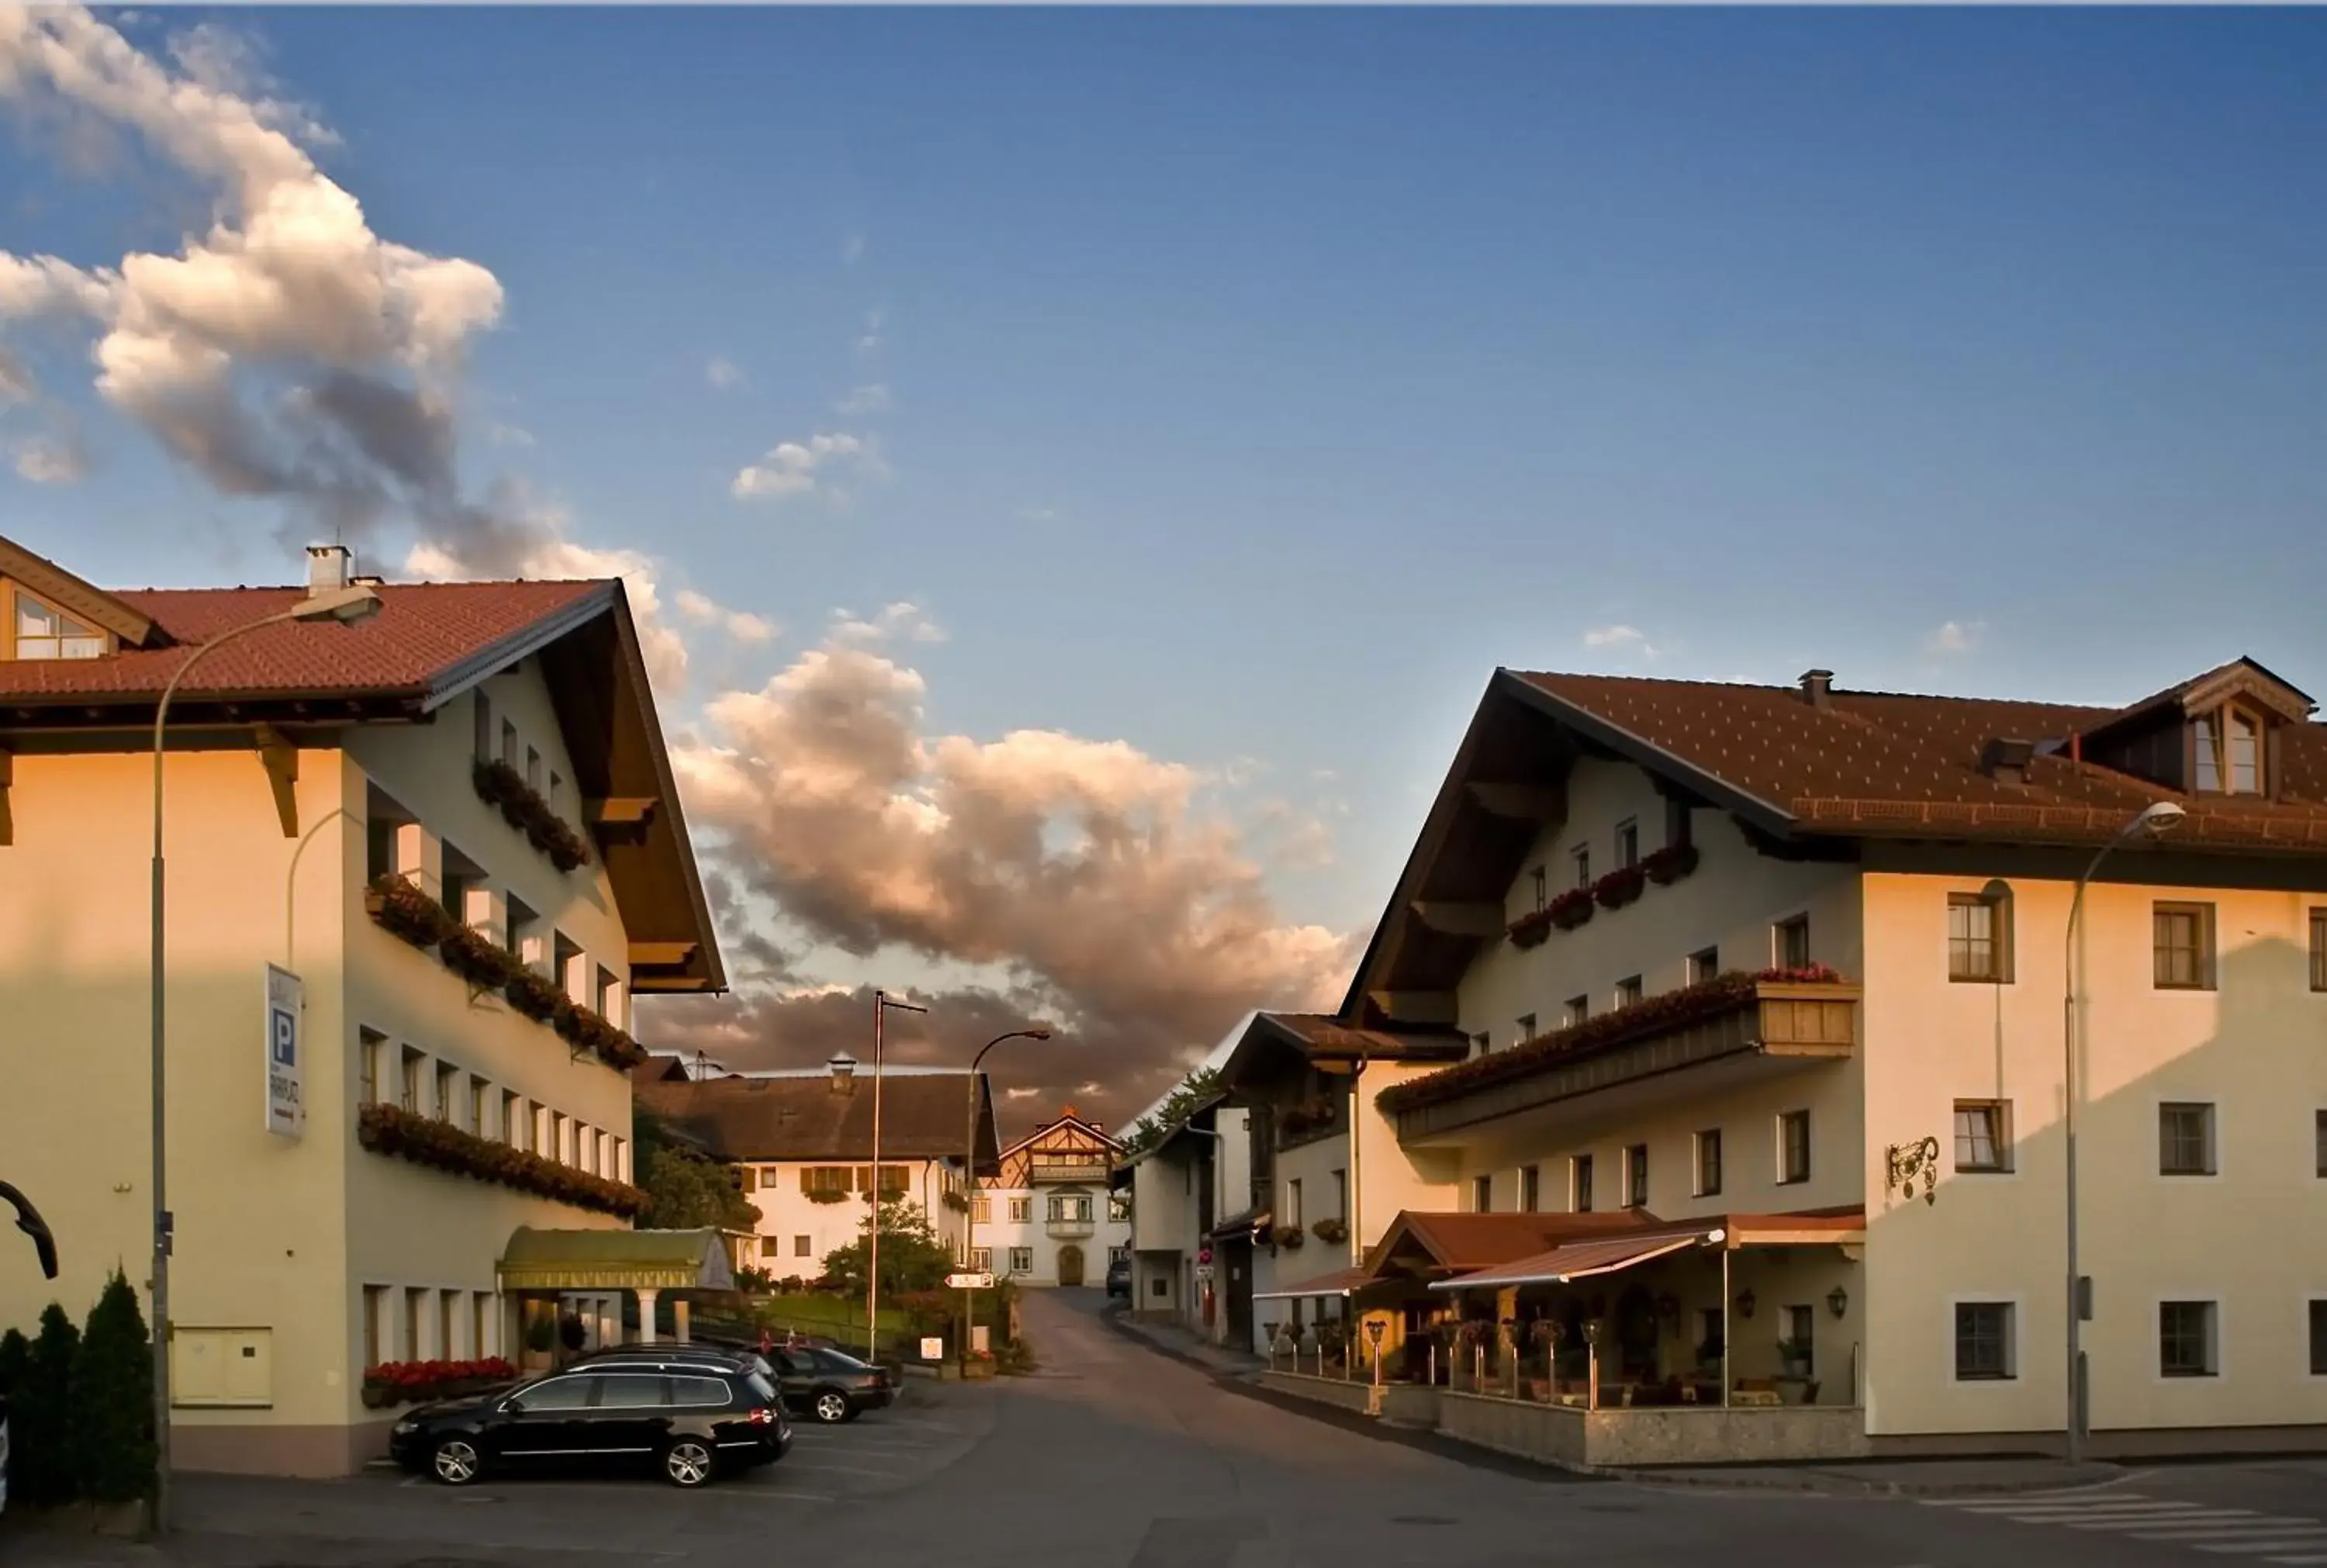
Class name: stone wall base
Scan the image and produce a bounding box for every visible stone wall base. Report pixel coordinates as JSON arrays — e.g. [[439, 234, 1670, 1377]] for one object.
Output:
[[171, 1415, 396, 1478]]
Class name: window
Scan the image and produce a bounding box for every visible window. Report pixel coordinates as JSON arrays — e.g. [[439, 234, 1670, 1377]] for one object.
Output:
[[472, 1292, 494, 1359], [470, 1077, 490, 1138], [1774, 914, 1810, 969], [2198, 709, 2263, 796], [804, 1166, 851, 1196], [738, 1166, 759, 1193], [1047, 1194, 1092, 1223], [439, 1290, 459, 1359], [1955, 1303, 2014, 1380], [1948, 892, 2011, 983], [856, 1164, 908, 1198], [1615, 819, 1639, 869], [2194, 715, 2221, 793], [1954, 1100, 2013, 1173], [1562, 995, 1589, 1028], [2311, 1301, 2327, 1377], [1688, 947, 1720, 985], [1007, 1247, 1033, 1276], [2153, 903, 2215, 989], [613, 1137, 629, 1183], [1785, 1304, 1814, 1357], [1694, 1129, 1723, 1197], [1283, 1178, 1302, 1226], [1332, 1169, 1347, 1221], [1515, 1013, 1537, 1046], [1530, 865, 1547, 912], [500, 718, 518, 768], [2317, 1111, 2327, 1179], [2315, 910, 2327, 993], [9, 592, 104, 660], [1625, 1144, 1648, 1208], [1520, 1165, 1540, 1213], [759, 1235, 780, 1259], [1110, 1192, 1132, 1222], [2159, 1300, 2218, 1377], [526, 744, 543, 792], [971, 1196, 991, 1224], [358, 1027, 385, 1105], [592, 1374, 666, 1410], [436, 1062, 459, 1125], [1471, 1174, 1492, 1214], [502, 1092, 524, 1148], [1572, 1154, 1593, 1213], [1777, 1110, 1811, 1184], [514, 1376, 596, 1413], [2229, 711, 2261, 794], [399, 1047, 424, 1114], [794, 1235, 811, 1258], [1614, 975, 1644, 1010], [554, 1113, 572, 1166], [549, 771, 565, 821], [1571, 844, 1590, 889], [2159, 1103, 2215, 1176], [1008, 1197, 1031, 1224], [403, 1287, 426, 1360], [970, 1248, 992, 1273]]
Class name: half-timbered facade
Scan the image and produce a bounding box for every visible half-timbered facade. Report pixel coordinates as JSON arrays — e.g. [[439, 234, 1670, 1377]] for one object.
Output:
[[973, 1110, 1129, 1287]]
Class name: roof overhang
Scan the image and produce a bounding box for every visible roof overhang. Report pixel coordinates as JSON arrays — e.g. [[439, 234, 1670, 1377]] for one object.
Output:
[[496, 1226, 737, 1293]]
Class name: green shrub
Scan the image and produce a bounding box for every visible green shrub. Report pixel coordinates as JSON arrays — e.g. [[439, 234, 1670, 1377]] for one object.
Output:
[[0, 1327, 28, 1397], [71, 1272, 156, 1505], [18, 1303, 81, 1508], [524, 1316, 556, 1354]]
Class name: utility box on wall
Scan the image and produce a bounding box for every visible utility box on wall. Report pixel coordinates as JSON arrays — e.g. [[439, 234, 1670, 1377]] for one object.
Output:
[[172, 1326, 274, 1407]]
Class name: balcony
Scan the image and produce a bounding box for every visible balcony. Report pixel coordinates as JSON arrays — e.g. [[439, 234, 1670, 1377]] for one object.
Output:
[[1381, 971, 1860, 1145], [1045, 1214, 1096, 1240], [1028, 1158, 1112, 1186]]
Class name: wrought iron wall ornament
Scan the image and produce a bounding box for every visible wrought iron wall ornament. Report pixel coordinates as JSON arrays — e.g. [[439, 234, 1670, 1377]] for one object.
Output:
[[1885, 1135, 1941, 1205]]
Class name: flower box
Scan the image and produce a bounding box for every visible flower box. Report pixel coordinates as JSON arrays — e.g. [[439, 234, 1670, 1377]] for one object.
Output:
[[1592, 865, 1646, 910], [472, 758, 590, 874], [504, 967, 564, 1024], [1547, 888, 1596, 931], [365, 875, 457, 949], [361, 1357, 519, 1409], [357, 1102, 649, 1219], [441, 925, 519, 989], [1271, 1223, 1305, 1249], [1309, 1217, 1348, 1245], [1506, 907, 1556, 949], [1643, 842, 1699, 886]]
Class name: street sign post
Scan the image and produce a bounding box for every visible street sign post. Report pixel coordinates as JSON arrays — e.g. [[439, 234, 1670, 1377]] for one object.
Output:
[[946, 1271, 995, 1291]]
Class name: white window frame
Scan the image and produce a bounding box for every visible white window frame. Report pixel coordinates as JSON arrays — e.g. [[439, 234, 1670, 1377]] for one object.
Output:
[[1770, 908, 1811, 969], [2153, 1295, 2224, 1383], [1945, 1294, 2023, 1384]]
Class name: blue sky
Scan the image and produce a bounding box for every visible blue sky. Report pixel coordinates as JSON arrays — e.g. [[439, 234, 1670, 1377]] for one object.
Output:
[[5, 7, 2323, 1117]]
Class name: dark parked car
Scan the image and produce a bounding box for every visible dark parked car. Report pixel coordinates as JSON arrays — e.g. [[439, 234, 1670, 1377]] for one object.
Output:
[[573, 1344, 776, 1380], [389, 1359, 789, 1488], [1105, 1256, 1132, 1300], [766, 1345, 894, 1425]]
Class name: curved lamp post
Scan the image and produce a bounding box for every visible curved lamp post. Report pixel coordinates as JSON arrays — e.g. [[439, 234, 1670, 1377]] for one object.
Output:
[[960, 1028, 1053, 1365], [150, 583, 380, 1530], [865, 989, 928, 1361], [2062, 798, 2185, 1463]]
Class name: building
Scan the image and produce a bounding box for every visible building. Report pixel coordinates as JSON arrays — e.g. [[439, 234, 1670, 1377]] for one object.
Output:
[[637, 1055, 999, 1279], [971, 1110, 1129, 1288], [1253, 659, 2327, 1464], [0, 534, 724, 1475], [1111, 1097, 1250, 1337]]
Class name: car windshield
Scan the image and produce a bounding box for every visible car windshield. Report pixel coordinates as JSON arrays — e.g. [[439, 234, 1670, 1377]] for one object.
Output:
[[744, 1371, 779, 1404]]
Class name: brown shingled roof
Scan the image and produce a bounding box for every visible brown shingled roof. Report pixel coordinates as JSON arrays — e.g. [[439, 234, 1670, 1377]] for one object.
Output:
[[638, 1072, 1001, 1170], [1257, 1012, 1471, 1064]]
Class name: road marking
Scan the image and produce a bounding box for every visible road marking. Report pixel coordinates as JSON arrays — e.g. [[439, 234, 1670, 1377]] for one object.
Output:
[[2069, 1514, 2275, 1529], [775, 1459, 894, 1477], [2128, 1523, 2327, 1539], [2193, 1543, 2327, 1556]]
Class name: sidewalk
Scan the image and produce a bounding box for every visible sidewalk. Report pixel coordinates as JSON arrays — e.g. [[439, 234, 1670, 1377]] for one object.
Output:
[[1105, 1307, 1267, 1378]]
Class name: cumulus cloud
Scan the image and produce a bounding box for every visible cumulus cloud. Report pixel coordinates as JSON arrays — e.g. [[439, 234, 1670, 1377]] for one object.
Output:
[[676, 587, 779, 644], [11, 431, 89, 484], [1582, 624, 1658, 658], [0, 5, 517, 556], [705, 355, 743, 391], [649, 610, 1354, 1128], [832, 382, 889, 416], [1925, 620, 1983, 656], [731, 431, 873, 502]]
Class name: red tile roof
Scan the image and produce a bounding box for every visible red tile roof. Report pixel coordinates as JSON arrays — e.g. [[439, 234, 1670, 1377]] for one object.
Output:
[[0, 580, 609, 706], [1513, 668, 2327, 852]]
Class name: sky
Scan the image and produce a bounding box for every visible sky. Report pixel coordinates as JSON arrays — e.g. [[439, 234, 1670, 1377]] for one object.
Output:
[[3, 6, 2323, 1135]]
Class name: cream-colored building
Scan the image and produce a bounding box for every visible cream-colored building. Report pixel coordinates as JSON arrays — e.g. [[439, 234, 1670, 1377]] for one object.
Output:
[[1264, 659, 2327, 1463], [973, 1110, 1129, 1289], [0, 534, 721, 1475]]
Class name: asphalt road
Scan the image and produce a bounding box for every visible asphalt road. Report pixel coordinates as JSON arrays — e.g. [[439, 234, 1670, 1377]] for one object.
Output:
[[16, 1289, 2327, 1566]]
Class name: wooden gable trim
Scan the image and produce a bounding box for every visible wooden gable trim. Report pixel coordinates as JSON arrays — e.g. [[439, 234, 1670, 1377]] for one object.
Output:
[[0, 537, 163, 648], [2180, 661, 2315, 727]]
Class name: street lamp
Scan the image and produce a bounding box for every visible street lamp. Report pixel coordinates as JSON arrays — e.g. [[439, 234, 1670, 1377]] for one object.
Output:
[[150, 582, 380, 1530], [2062, 798, 2185, 1462], [865, 989, 927, 1362], [960, 1028, 1053, 1366]]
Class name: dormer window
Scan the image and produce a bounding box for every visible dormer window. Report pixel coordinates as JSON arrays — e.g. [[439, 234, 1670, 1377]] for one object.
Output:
[[10, 592, 105, 660], [2194, 706, 2264, 795]]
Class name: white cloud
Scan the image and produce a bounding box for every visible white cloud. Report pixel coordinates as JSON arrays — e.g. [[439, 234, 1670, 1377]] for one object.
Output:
[[856, 309, 883, 355], [832, 601, 945, 647], [705, 355, 743, 391], [11, 432, 89, 484], [833, 382, 890, 416], [731, 431, 873, 503], [675, 587, 779, 644], [1582, 624, 1658, 658], [1925, 620, 1983, 656], [1003, 1086, 1041, 1100]]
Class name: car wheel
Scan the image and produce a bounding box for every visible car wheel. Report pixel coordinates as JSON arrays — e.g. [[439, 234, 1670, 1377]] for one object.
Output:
[[663, 1438, 716, 1489], [811, 1390, 852, 1425], [430, 1437, 483, 1487]]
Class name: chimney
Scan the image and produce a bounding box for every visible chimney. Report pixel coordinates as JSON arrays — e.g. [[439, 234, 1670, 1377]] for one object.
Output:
[[827, 1052, 859, 1095], [306, 544, 352, 595], [1979, 737, 2037, 786], [1798, 668, 1834, 710]]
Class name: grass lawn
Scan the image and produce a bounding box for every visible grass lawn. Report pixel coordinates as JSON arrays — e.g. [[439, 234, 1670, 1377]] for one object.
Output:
[[751, 1293, 905, 1336]]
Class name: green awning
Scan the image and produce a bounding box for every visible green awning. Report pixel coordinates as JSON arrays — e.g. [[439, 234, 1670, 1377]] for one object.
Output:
[[497, 1227, 736, 1293]]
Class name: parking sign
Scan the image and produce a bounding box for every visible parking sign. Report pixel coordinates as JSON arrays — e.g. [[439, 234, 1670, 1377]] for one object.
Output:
[[265, 965, 303, 1138]]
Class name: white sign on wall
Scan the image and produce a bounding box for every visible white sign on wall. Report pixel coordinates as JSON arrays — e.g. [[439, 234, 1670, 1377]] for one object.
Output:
[[265, 965, 304, 1139]]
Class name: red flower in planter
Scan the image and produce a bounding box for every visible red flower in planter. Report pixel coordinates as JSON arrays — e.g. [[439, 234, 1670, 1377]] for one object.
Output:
[[1547, 887, 1596, 931], [1592, 865, 1646, 910], [358, 1102, 648, 1219], [441, 925, 519, 989], [365, 875, 457, 949], [1642, 842, 1699, 886], [1506, 907, 1557, 949]]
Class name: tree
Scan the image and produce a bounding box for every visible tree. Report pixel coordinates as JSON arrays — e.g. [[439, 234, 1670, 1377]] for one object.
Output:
[[819, 1200, 955, 1297], [1119, 1065, 1225, 1157], [72, 1271, 157, 1505], [0, 1326, 26, 1399], [17, 1302, 81, 1508], [634, 1110, 758, 1232]]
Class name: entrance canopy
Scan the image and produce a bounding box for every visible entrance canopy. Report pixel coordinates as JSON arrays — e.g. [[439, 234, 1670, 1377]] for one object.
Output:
[[1426, 1210, 1862, 1293], [1255, 1265, 1376, 1301], [497, 1228, 737, 1293]]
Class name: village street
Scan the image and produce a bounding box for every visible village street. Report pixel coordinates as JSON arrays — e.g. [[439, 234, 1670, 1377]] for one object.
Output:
[[16, 1290, 2327, 1568]]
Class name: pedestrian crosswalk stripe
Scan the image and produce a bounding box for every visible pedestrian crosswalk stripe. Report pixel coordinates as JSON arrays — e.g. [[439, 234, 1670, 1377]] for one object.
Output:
[[2192, 1542, 2327, 1556], [2128, 1522, 2327, 1539], [1919, 1487, 2327, 1559], [2256, 1556, 2327, 1565], [2069, 1514, 2273, 1528]]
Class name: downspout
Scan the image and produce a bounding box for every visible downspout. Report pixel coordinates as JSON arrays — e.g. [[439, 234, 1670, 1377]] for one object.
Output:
[[1349, 1053, 1368, 1268]]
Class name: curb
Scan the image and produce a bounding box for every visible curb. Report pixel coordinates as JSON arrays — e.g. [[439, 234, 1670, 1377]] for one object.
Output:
[[1604, 1463, 2134, 1498]]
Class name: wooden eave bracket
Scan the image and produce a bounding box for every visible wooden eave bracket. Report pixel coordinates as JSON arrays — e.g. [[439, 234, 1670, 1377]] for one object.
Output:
[[588, 796, 660, 842], [630, 940, 700, 969], [253, 724, 298, 838]]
